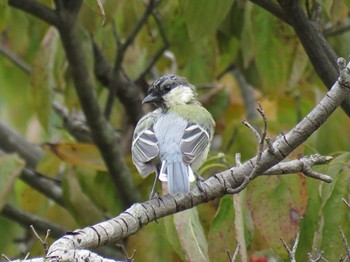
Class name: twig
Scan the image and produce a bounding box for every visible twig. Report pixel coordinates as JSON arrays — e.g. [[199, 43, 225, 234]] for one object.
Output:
[[8, 0, 59, 26], [342, 198, 350, 209], [242, 120, 260, 142], [277, 0, 350, 117], [116, 244, 136, 261], [226, 244, 240, 262], [263, 154, 333, 183], [228, 103, 269, 194], [307, 249, 326, 262], [256, 103, 267, 163], [30, 225, 51, 255], [339, 227, 350, 259], [280, 228, 300, 262], [104, 0, 159, 119], [324, 25, 350, 38], [235, 153, 242, 167], [249, 0, 291, 25], [57, 6, 141, 206], [0, 43, 32, 74], [1, 204, 66, 238], [1, 254, 11, 261]]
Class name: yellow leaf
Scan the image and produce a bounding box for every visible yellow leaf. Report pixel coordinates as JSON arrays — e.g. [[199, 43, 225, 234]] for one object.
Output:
[[42, 142, 107, 171]]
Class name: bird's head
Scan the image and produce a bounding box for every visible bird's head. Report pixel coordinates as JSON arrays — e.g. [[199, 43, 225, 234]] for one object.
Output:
[[143, 75, 197, 109]]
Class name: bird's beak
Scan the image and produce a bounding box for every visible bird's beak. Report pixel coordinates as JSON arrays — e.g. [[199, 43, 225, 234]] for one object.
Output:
[[142, 93, 161, 104]]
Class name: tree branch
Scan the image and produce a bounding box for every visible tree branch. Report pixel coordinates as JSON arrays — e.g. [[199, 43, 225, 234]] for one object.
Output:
[[251, 0, 350, 117], [56, 9, 141, 206], [276, 0, 350, 117], [0, 121, 64, 205], [105, 0, 160, 122], [1, 204, 67, 239], [0, 43, 32, 74], [249, 0, 291, 25], [8, 0, 59, 26]]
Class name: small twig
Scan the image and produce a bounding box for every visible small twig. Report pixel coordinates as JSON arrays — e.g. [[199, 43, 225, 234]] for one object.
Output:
[[301, 165, 332, 183], [324, 25, 350, 38], [242, 119, 261, 142], [342, 198, 350, 209], [226, 244, 240, 262], [307, 249, 327, 262], [217, 63, 236, 80], [235, 153, 242, 167], [30, 225, 51, 255], [104, 0, 159, 119], [24, 253, 30, 260], [339, 227, 350, 259], [280, 228, 300, 262], [0, 43, 32, 74], [137, 9, 170, 82], [230, 104, 269, 194], [1, 254, 11, 261], [262, 154, 333, 183], [116, 244, 136, 261], [256, 103, 267, 163]]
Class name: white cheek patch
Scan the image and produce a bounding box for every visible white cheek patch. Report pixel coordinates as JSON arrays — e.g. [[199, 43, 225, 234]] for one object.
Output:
[[165, 86, 194, 106]]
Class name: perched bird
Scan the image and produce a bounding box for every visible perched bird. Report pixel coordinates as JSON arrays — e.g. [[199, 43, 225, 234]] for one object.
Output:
[[131, 75, 215, 196]]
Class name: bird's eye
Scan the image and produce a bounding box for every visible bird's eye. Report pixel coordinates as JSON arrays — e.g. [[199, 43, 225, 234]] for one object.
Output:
[[164, 85, 172, 92]]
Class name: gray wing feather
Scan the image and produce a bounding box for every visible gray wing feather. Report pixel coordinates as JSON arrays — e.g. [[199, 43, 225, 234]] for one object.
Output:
[[131, 109, 161, 177], [180, 123, 210, 164], [132, 129, 159, 162]]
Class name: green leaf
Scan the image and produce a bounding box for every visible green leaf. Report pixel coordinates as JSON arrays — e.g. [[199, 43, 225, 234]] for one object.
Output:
[[30, 27, 58, 133], [240, 2, 255, 68], [287, 42, 308, 90], [0, 154, 25, 211], [173, 208, 209, 262], [345, 0, 350, 9], [0, 2, 10, 33], [128, 221, 180, 261], [310, 154, 350, 258], [208, 195, 237, 261], [251, 6, 294, 95], [83, 0, 105, 25], [163, 215, 185, 260], [179, 0, 235, 40]]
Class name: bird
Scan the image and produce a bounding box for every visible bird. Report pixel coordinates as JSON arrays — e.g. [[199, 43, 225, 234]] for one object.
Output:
[[131, 74, 215, 197]]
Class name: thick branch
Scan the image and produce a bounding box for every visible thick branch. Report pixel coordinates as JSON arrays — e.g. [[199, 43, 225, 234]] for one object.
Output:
[[1, 204, 66, 238], [251, 0, 350, 117], [276, 0, 350, 117], [0, 121, 64, 205], [8, 0, 59, 26], [93, 41, 144, 125], [57, 13, 140, 206], [249, 0, 291, 25]]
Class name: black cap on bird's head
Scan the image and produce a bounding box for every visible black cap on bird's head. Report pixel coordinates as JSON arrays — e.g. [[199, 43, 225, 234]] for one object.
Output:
[[143, 75, 196, 107]]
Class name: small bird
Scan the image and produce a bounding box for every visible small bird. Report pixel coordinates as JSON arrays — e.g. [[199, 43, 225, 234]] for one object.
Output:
[[131, 75, 215, 196]]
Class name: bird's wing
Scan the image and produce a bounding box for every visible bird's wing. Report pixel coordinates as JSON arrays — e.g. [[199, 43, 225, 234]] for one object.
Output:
[[132, 111, 160, 177], [180, 123, 211, 165], [132, 128, 159, 162]]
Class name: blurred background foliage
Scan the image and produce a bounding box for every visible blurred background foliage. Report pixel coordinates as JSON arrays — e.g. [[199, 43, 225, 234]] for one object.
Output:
[[1, 0, 350, 261]]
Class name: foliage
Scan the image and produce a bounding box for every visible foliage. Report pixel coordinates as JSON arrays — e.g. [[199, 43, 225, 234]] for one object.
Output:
[[1, 0, 350, 261]]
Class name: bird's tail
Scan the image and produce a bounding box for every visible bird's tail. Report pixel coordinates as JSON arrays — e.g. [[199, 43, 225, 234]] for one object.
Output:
[[159, 160, 195, 194]]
